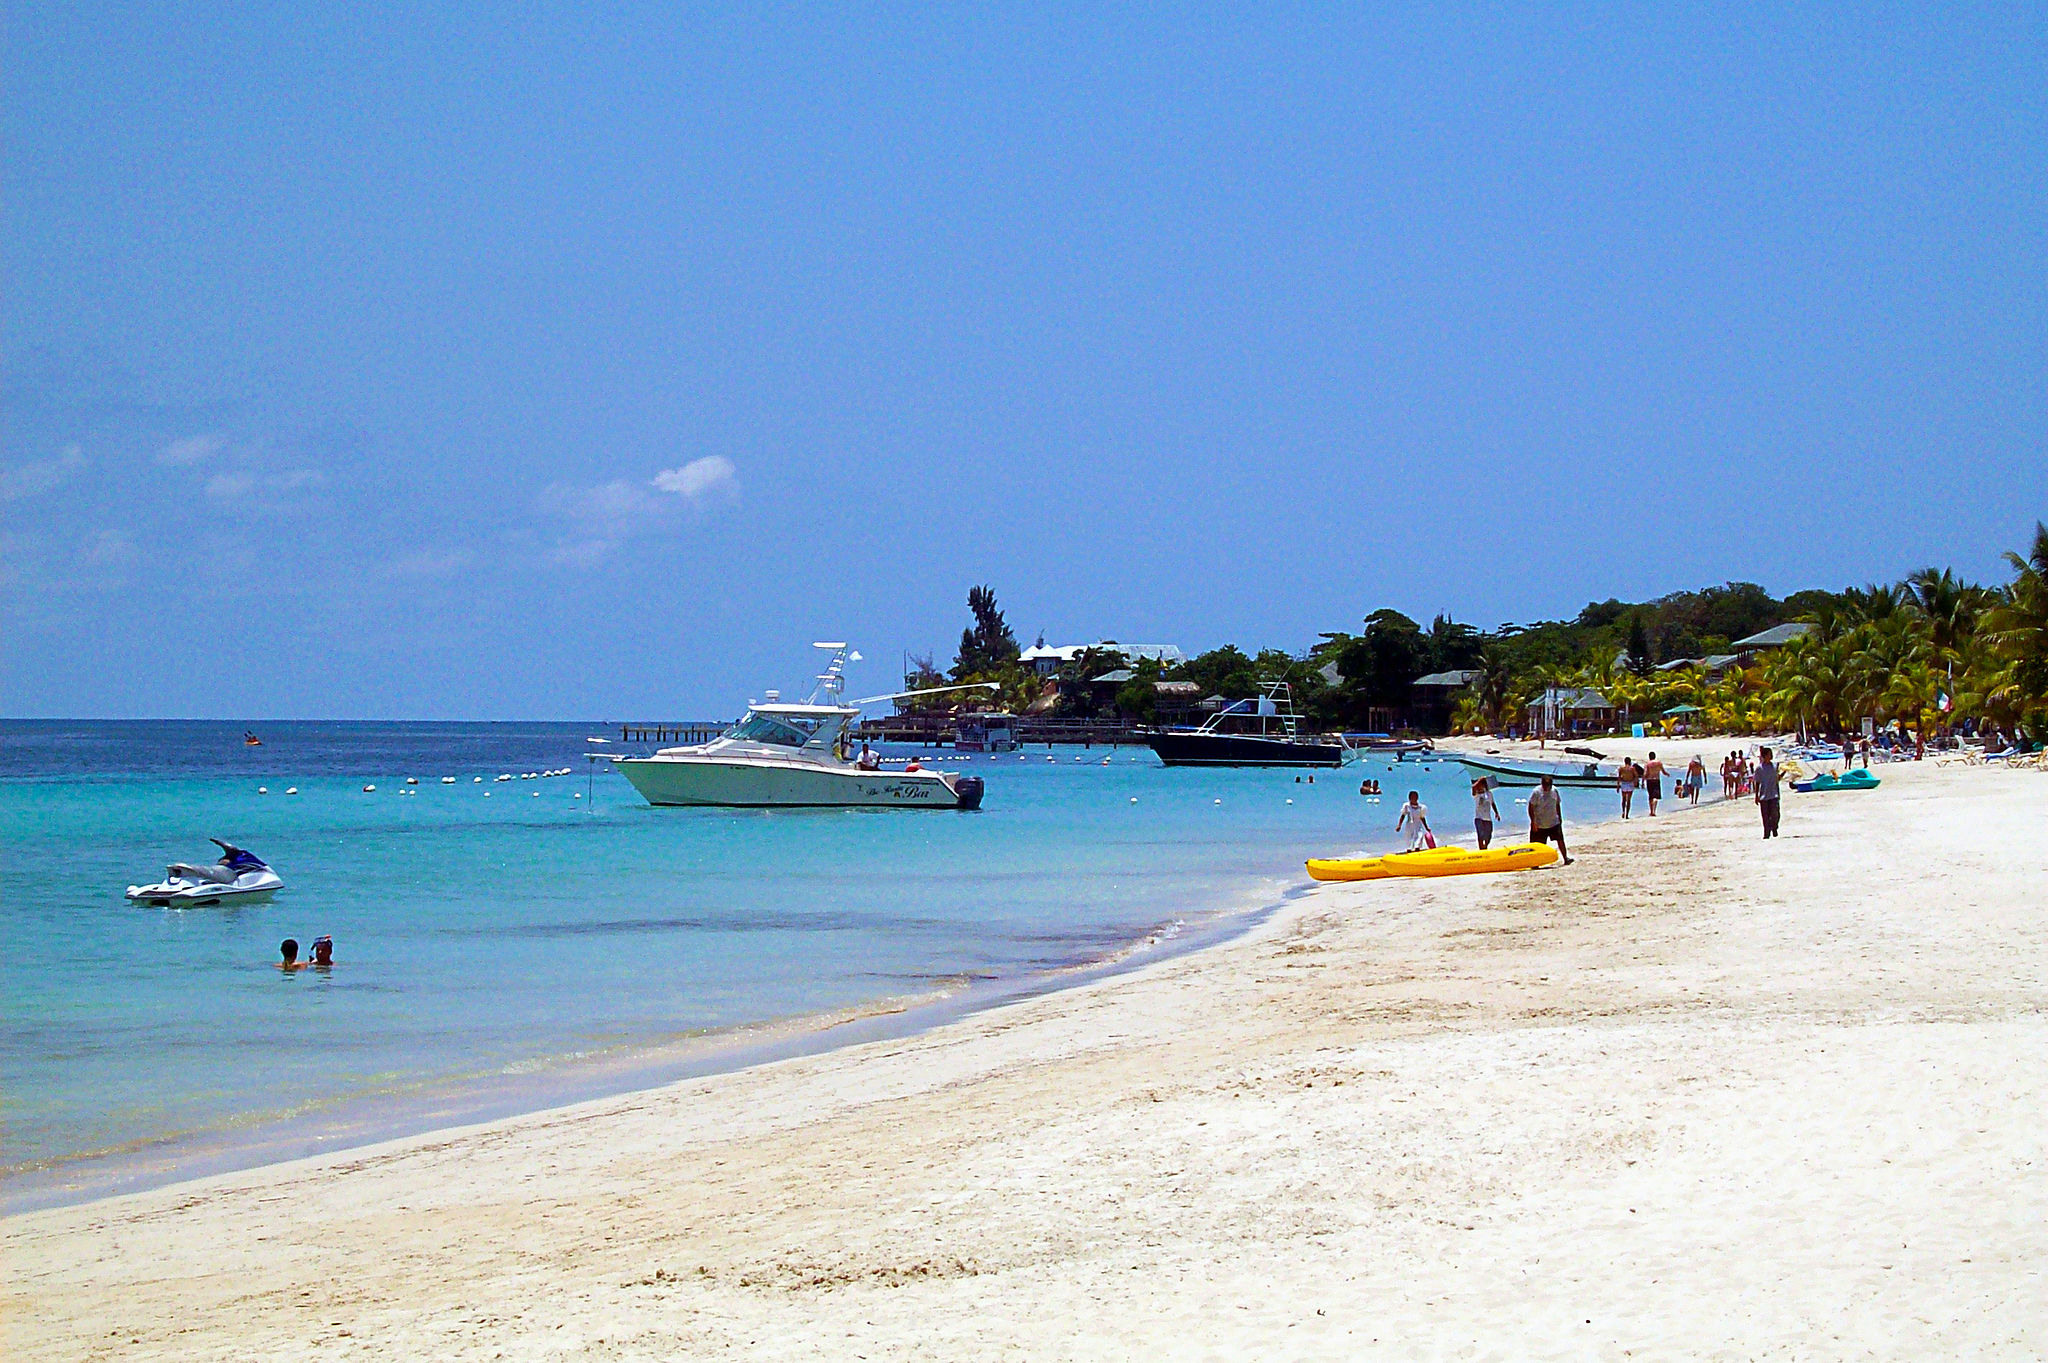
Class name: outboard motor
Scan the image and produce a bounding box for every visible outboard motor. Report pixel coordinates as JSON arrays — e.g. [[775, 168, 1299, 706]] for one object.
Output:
[[952, 775, 985, 811]]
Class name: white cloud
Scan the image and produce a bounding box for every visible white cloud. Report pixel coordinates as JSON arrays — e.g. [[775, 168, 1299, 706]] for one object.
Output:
[[538, 464, 735, 568], [652, 456, 737, 501], [203, 468, 321, 503], [79, 528, 136, 569], [382, 548, 476, 579], [543, 478, 663, 534], [158, 434, 224, 465], [547, 538, 616, 568], [0, 445, 86, 501]]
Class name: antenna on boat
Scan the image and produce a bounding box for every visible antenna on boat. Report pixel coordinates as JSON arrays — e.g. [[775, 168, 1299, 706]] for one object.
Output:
[[805, 641, 858, 705]]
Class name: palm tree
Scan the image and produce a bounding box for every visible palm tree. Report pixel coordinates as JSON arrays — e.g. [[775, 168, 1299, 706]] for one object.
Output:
[[1843, 581, 1908, 624], [1472, 648, 1516, 733], [1882, 661, 1946, 759], [1907, 566, 1988, 659], [1846, 614, 1932, 723], [1761, 634, 1847, 735], [1982, 521, 2048, 728]]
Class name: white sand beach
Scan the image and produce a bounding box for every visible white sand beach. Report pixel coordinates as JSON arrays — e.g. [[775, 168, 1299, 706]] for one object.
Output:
[[6, 755, 2045, 1359]]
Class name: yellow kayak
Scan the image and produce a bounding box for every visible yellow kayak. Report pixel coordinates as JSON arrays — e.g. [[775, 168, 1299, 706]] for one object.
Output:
[[1306, 843, 1559, 882]]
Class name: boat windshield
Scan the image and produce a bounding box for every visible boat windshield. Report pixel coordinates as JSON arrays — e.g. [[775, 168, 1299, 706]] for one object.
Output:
[[729, 713, 823, 748]]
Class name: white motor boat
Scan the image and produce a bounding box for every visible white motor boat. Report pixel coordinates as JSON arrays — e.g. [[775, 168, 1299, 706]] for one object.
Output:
[[613, 644, 990, 810], [127, 839, 284, 906]]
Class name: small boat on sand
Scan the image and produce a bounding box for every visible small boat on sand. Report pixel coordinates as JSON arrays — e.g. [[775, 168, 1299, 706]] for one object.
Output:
[[1456, 754, 1616, 788]]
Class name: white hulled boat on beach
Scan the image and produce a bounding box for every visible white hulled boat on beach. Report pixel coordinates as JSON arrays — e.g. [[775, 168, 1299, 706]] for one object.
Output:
[[612, 644, 991, 810]]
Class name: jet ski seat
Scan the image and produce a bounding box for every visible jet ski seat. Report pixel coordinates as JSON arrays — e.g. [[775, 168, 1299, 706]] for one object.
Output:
[[167, 862, 239, 884]]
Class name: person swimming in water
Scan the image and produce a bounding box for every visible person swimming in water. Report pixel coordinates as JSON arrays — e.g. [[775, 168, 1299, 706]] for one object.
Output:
[[279, 936, 334, 970]]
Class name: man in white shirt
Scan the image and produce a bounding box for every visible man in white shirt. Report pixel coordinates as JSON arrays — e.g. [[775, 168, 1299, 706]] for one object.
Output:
[[1526, 775, 1573, 865]]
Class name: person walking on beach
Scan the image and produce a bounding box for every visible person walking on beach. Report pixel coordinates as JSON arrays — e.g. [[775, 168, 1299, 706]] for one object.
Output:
[[1527, 775, 1572, 864], [1395, 791, 1432, 850], [1643, 751, 1666, 816], [1754, 745, 1782, 839], [1686, 754, 1707, 806], [1617, 758, 1639, 818], [1471, 778, 1500, 850]]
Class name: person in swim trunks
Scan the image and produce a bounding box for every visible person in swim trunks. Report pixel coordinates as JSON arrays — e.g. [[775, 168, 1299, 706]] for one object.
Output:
[[1526, 776, 1572, 864], [1643, 752, 1665, 816]]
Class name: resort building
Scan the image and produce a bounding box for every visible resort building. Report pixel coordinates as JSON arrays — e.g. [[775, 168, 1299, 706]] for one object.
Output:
[[1729, 622, 1814, 661], [1655, 653, 1741, 679], [1019, 642, 1186, 677], [1525, 686, 1618, 736], [1409, 669, 1485, 733]]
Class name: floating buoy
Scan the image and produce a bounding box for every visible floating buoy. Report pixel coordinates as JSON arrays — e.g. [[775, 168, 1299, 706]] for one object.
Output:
[[484, 791, 492, 797], [1213, 798, 1222, 805], [1286, 798, 1294, 805], [531, 791, 539, 797], [572, 792, 582, 799], [1130, 796, 1139, 803], [474, 776, 484, 783], [257, 786, 268, 794]]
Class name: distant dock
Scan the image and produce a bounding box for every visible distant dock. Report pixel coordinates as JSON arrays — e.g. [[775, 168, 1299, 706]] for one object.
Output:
[[616, 721, 731, 745], [856, 715, 1146, 747], [616, 716, 1148, 747]]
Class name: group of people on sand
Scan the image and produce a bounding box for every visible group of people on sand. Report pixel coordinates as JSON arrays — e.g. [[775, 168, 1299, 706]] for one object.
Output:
[[1614, 751, 1712, 817], [277, 936, 335, 971], [1389, 776, 1575, 866], [1721, 750, 1760, 799]]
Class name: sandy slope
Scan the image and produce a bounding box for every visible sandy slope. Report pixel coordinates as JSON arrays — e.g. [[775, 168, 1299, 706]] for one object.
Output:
[[6, 759, 2044, 1360]]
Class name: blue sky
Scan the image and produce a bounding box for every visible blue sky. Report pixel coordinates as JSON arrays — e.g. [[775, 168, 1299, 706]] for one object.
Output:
[[5, 5, 2042, 718]]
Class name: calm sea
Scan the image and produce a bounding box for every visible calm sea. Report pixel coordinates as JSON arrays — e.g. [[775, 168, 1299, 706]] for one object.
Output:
[[0, 719, 1536, 1208]]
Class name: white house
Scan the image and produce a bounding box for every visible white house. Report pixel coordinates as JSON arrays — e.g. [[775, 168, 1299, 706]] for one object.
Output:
[[1019, 642, 1185, 677]]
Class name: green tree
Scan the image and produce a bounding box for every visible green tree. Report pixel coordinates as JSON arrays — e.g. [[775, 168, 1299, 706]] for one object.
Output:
[[952, 585, 1020, 680], [1114, 657, 1164, 724], [1982, 521, 2048, 729], [1624, 615, 1653, 675]]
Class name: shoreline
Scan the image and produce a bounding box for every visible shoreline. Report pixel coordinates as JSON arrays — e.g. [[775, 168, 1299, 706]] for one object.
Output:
[[1, 870, 1303, 1216], [10, 756, 2041, 1357], [3, 744, 1723, 1215]]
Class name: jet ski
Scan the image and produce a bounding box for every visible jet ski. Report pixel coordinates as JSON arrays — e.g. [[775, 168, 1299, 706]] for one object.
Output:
[[127, 839, 283, 906]]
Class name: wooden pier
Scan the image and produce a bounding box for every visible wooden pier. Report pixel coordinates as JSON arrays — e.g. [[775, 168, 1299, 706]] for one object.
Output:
[[617, 716, 1153, 748], [617, 720, 732, 745], [854, 715, 1148, 747]]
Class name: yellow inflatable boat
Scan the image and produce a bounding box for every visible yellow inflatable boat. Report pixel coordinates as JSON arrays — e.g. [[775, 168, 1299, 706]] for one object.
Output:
[[1306, 843, 1559, 881]]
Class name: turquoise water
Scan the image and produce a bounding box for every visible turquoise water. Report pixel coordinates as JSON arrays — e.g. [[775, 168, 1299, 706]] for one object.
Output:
[[1, 720, 1526, 1204]]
